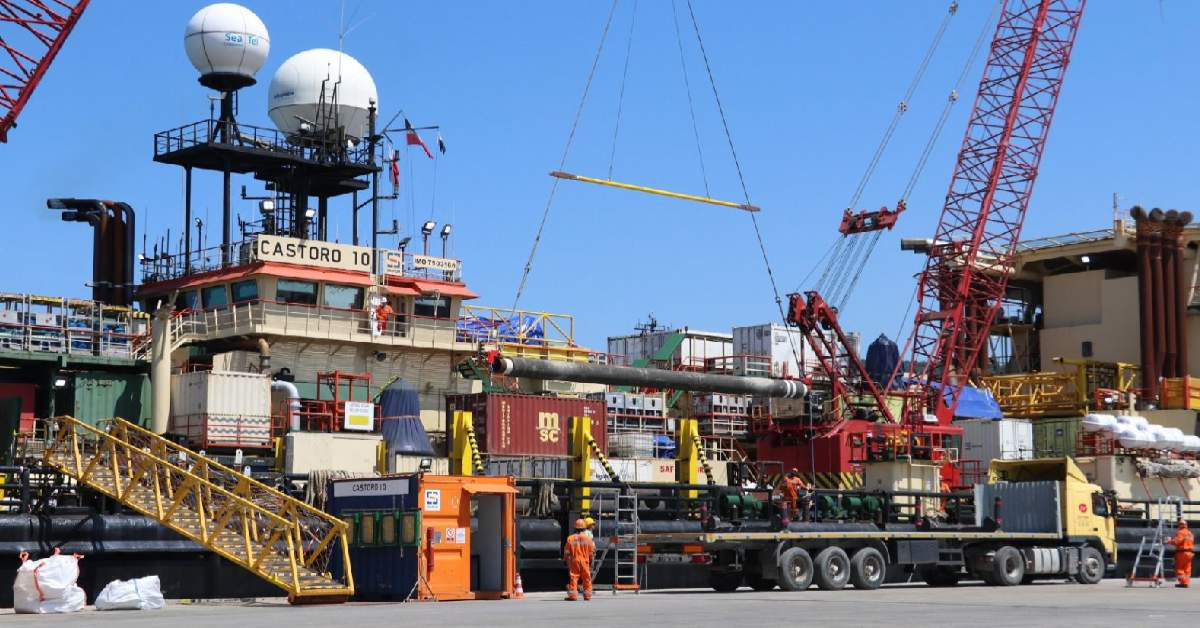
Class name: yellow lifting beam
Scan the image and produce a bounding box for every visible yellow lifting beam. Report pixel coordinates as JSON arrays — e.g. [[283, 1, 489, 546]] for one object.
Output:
[[550, 170, 760, 213]]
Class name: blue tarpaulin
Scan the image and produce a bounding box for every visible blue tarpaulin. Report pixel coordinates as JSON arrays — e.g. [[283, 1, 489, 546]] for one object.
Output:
[[377, 379, 434, 456], [943, 384, 1003, 420], [456, 313, 546, 345]]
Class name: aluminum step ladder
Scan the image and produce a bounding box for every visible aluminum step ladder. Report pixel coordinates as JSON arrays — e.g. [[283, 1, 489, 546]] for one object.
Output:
[[590, 489, 641, 593], [1127, 497, 1181, 587]]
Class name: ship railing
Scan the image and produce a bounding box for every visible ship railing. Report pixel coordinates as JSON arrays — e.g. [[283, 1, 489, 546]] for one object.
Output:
[[154, 118, 371, 166], [168, 299, 464, 349], [0, 294, 149, 361]]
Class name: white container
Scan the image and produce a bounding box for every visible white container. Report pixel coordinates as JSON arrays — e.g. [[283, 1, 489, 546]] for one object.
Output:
[[609, 433, 655, 458], [606, 392, 626, 411], [170, 370, 271, 417], [958, 418, 1034, 463], [625, 394, 644, 414], [643, 394, 664, 416], [607, 328, 733, 369], [285, 431, 381, 475], [732, 323, 813, 379]]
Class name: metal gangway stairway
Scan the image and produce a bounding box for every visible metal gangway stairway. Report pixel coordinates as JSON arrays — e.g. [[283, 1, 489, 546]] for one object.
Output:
[[41, 416, 354, 603], [1127, 497, 1182, 587]]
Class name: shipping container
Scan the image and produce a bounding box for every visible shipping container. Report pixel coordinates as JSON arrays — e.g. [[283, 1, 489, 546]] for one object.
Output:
[[607, 328, 733, 369], [72, 372, 151, 428], [285, 431, 381, 475], [1032, 416, 1083, 458], [170, 371, 272, 449], [0, 382, 36, 432], [732, 323, 813, 379], [446, 393, 606, 457], [327, 474, 517, 601], [958, 418, 1034, 464]]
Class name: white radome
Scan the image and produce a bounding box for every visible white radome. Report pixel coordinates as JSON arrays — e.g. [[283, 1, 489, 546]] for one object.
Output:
[[268, 48, 378, 140], [184, 3, 270, 82]]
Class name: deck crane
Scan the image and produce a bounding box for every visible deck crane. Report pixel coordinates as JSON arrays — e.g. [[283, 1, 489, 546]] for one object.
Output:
[[0, 0, 89, 142], [788, 0, 1085, 429]]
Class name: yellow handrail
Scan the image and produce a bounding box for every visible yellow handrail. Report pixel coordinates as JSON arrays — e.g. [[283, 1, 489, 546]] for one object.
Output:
[[43, 416, 353, 602]]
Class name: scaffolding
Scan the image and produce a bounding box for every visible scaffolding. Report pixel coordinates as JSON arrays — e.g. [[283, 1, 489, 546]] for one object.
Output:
[[0, 293, 149, 360]]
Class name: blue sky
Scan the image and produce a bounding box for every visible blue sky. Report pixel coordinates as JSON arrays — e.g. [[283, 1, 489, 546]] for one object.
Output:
[[5, 1, 1199, 351]]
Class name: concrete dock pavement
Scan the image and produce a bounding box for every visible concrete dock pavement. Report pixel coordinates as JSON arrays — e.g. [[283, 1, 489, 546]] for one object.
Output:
[[2, 579, 1198, 627]]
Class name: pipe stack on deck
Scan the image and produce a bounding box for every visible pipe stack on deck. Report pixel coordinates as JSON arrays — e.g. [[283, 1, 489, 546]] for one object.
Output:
[[1131, 206, 1193, 401]]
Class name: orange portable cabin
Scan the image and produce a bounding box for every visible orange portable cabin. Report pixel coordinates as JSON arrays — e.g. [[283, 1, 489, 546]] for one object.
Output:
[[327, 473, 518, 601]]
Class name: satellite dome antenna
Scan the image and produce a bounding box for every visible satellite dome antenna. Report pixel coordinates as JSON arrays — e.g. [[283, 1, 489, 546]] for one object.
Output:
[[184, 3, 270, 141]]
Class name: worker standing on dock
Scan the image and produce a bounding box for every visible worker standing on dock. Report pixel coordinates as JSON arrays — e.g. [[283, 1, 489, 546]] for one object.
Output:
[[1168, 519, 1194, 588], [563, 518, 595, 601]]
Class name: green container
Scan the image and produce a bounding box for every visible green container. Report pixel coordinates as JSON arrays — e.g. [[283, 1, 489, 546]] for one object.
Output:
[[72, 372, 151, 428], [1033, 416, 1082, 458]]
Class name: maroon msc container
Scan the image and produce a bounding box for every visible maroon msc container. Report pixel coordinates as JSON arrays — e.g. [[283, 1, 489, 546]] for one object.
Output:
[[446, 393, 607, 456]]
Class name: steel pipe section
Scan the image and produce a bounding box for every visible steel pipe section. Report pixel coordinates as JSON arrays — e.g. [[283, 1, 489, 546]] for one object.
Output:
[[491, 356, 806, 399]]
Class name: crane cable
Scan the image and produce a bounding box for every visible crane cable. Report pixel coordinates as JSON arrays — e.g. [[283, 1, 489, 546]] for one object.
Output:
[[671, 0, 711, 197], [810, 1, 960, 309], [837, 0, 1002, 313], [607, 0, 640, 180], [512, 0, 621, 312]]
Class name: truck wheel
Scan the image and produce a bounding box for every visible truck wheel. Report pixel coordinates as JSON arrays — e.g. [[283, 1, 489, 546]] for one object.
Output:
[[990, 546, 1025, 586], [777, 547, 814, 591], [918, 565, 960, 587], [710, 571, 742, 593], [813, 547, 851, 591], [1075, 547, 1104, 585], [745, 574, 777, 591], [850, 548, 886, 590]]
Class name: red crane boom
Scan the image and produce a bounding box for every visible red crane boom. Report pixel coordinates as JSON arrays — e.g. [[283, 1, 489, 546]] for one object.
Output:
[[905, 0, 1085, 423], [0, 0, 88, 142]]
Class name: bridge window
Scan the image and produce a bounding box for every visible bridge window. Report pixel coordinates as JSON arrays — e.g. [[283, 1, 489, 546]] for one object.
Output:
[[175, 290, 199, 311], [231, 279, 258, 303], [277, 279, 318, 306], [202, 285, 228, 309], [414, 295, 450, 318], [323, 284, 364, 310]]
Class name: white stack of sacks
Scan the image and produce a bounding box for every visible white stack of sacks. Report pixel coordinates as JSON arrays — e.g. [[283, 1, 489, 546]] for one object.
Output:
[[1081, 413, 1200, 452]]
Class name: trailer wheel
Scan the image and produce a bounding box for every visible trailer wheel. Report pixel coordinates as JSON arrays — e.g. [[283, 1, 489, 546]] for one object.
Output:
[[813, 547, 851, 591], [850, 548, 886, 590], [709, 570, 742, 593], [777, 547, 814, 591], [1075, 547, 1104, 585], [990, 546, 1024, 586], [918, 565, 960, 587]]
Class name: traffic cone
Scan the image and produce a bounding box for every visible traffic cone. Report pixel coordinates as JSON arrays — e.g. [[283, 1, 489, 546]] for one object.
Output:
[[514, 572, 525, 599]]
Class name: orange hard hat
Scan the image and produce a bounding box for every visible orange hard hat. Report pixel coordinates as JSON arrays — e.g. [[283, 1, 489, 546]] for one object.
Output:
[[575, 518, 587, 530]]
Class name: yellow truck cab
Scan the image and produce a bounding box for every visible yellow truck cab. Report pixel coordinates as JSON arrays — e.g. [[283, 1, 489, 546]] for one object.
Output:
[[987, 457, 1118, 569]]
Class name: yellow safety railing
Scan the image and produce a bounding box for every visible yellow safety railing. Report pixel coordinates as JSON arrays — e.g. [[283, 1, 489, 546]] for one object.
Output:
[[42, 416, 353, 603], [982, 371, 1083, 418]]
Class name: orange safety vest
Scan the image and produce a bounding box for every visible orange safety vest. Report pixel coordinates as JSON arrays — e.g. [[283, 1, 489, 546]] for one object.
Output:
[[1171, 529, 1195, 552], [564, 532, 594, 564]]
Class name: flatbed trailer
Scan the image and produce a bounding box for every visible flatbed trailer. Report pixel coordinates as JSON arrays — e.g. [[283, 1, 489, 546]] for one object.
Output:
[[637, 458, 1118, 592]]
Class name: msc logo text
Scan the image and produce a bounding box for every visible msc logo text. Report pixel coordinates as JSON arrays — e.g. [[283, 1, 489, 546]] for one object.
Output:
[[537, 412, 561, 443]]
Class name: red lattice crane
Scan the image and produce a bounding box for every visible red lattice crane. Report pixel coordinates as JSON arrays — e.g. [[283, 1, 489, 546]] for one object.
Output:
[[787, 0, 1084, 430], [0, 0, 88, 142], [904, 0, 1085, 423]]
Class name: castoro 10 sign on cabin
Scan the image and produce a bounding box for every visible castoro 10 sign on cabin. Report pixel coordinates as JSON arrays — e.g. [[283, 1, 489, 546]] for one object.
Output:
[[253, 235, 374, 273]]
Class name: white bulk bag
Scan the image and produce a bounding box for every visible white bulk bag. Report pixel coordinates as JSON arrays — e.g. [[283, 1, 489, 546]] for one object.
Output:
[[95, 574, 165, 611], [12, 549, 86, 614]]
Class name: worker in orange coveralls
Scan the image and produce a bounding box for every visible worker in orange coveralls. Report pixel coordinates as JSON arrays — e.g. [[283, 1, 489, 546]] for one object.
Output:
[[375, 299, 394, 335], [1168, 519, 1194, 588], [563, 518, 595, 601], [780, 469, 812, 522]]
